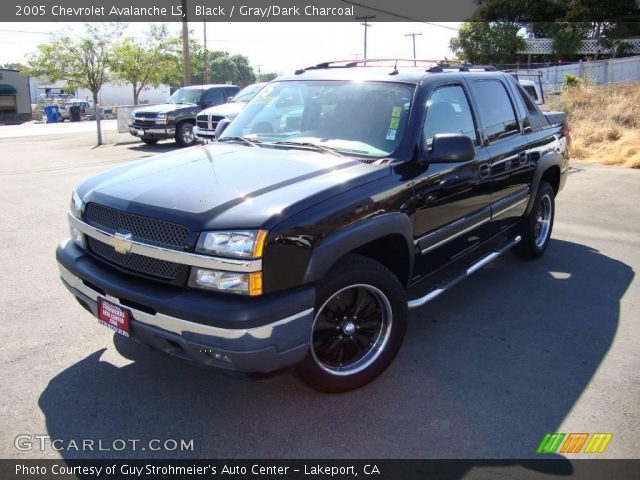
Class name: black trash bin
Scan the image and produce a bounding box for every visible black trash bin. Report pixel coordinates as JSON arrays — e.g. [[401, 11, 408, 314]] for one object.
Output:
[[69, 105, 82, 122]]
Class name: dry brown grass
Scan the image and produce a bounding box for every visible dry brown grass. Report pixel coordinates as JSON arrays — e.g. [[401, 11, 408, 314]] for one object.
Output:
[[545, 82, 640, 168]]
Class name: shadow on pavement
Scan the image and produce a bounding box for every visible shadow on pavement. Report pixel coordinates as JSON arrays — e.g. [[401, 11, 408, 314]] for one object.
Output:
[[121, 141, 182, 155], [38, 239, 633, 473]]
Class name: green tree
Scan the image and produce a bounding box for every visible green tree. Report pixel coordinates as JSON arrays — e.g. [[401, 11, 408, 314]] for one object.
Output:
[[473, 0, 640, 60], [449, 22, 525, 66], [112, 25, 180, 104], [25, 23, 124, 106], [1, 62, 25, 71], [259, 72, 279, 82]]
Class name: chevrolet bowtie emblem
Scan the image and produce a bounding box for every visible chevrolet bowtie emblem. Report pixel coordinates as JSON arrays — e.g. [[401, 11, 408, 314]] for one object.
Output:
[[113, 232, 133, 254]]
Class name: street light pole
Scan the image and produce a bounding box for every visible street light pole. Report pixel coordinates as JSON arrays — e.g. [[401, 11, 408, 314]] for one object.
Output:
[[203, 20, 208, 85], [405, 32, 423, 66], [181, 0, 191, 86], [355, 15, 375, 61], [255, 65, 262, 82]]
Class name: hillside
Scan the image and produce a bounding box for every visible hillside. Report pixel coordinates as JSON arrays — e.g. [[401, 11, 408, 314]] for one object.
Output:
[[545, 82, 640, 169]]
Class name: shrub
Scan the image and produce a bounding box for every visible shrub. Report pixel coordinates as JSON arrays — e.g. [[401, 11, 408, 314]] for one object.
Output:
[[562, 74, 584, 91]]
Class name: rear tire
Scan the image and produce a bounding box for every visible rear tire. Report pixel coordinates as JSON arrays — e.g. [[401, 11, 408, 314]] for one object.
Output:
[[513, 182, 555, 259], [175, 122, 196, 147], [142, 138, 159, 145], [297, 254, 407, 393]]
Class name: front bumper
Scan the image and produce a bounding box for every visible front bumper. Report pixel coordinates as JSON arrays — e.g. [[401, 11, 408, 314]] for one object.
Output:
[[128, 124, 176, 140], [193, 126, 216, 142], [57, 240, 315, 374]]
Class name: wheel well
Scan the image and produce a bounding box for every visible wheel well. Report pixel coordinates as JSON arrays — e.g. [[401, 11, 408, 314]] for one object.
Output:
[[176, 119, 195, 128], [541, 165, 561, 195], [349, 234, 411, 287]]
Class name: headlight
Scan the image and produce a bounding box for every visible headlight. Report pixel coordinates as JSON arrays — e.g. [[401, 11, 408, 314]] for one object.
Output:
[[155, 113, 168, 125], [196, 230, 267, 259], [70, 190, 84, 219], [69, 190, 85, 249], [189, 269, 262, 296]]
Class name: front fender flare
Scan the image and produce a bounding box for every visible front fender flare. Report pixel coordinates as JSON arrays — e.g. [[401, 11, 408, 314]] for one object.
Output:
[[303, 213, 414, 285]]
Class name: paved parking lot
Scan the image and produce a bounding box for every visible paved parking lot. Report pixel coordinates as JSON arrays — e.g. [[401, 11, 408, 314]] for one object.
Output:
[[1, 125, 639, 461]]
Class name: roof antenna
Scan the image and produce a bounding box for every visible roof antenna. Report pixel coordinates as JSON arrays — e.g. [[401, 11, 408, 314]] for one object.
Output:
[[390, 58, 399, 75]]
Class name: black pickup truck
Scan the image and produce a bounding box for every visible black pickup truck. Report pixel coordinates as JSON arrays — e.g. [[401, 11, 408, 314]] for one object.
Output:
[[57, 61, 569, 392], [128, 84, 239, 147]]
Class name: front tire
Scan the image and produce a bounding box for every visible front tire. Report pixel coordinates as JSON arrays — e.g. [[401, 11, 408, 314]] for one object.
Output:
[[513, 181, 555, 259], [175, 122, 196, 147], [297, 255, 407, 393]]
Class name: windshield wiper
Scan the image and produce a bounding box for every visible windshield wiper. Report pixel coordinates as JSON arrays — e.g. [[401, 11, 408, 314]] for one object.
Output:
[[217, 136, 261, 147], [272, 141, 345, 156]]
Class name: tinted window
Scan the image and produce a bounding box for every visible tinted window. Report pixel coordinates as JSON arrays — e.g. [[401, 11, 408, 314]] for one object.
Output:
[[516, 84, 539, 115], [523, 84, 538, 101], [423, 85, 477, 145], [202, 88, 224, 106], [473, 80, 519, 141], [225, 86, 240, 100]]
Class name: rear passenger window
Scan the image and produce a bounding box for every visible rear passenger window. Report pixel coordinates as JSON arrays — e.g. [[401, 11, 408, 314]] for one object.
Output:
[[473, 80, 519, 141], [423, 85, 477, 145], [202, 88, 224, 106], [523, 84, 538, 102]]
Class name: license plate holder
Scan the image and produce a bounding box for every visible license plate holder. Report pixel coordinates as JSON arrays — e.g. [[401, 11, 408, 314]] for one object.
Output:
[[98, 298, 130, 337]]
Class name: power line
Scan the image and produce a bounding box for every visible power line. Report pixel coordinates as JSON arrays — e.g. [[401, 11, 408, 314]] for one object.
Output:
[[342, 1, 460, 30], [405, 32, 423, 65], [355, 15, 376, 60]]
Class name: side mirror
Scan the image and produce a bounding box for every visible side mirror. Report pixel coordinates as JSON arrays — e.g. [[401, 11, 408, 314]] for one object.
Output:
[[421, 133, 475, 164], [227, 96, 235, 102], [214, 118, 231, 139]]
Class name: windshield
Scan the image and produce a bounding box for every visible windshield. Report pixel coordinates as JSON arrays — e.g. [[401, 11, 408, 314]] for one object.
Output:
[[232, 83, 265, 103], [219, 80, 415, 158], [167, 88, 203, 105]]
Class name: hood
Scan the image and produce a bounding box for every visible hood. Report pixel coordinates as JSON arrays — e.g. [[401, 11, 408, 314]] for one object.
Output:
[[199, 102, 246, 118], [133, 103, 195, 115], [77, 144, 389, 231]]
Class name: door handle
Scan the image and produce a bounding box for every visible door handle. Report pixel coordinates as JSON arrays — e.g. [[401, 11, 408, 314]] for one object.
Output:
[[518, 151, 528, 165], [478, 163, 490, 178]]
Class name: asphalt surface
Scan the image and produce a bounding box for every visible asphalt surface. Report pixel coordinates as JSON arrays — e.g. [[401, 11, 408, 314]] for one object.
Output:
[[0, 124, 638, 461]]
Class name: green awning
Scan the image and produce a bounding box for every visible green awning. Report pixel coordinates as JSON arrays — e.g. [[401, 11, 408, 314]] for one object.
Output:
[[0, 84, 17, 94]]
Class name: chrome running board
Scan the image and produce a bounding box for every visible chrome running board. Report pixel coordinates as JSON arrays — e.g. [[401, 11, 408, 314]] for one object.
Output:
[[407, 235, 521, 310]]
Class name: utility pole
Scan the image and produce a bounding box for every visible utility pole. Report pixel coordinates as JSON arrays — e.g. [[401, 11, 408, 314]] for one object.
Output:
[[255, 65, 262, 82], [355, 15, 375, 60], [181, 0, 191, 86], [405, 32, 423, 66], [203, 20, 208, 85]]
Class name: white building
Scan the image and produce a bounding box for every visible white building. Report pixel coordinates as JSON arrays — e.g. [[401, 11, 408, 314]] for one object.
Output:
[[0, 68, 32, 121], [29, 78, 171, 106]]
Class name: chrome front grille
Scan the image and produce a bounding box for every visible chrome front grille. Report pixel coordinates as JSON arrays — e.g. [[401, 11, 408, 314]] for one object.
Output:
[[87, 237, 180, 280], [85, 203, 189, 249], [196, 114, 225, 132], [84, 203, 190, 282]]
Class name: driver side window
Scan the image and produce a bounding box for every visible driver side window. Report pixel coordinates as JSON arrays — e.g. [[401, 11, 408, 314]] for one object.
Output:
[[423, 85, 477, 146], [202, 88, 224, 107]]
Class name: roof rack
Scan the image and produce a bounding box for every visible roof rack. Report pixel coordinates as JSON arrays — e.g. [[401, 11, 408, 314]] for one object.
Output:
[[294, 59, 497, 75], [502, 69, 544, 77], [427, 62, 496, 72]]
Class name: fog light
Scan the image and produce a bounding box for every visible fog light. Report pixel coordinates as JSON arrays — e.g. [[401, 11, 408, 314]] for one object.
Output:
[[190, 269, 262, 296], [70, 225, 85, 250]]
